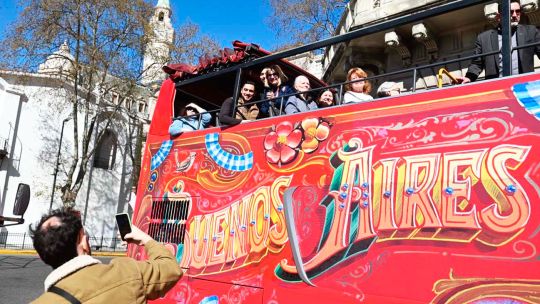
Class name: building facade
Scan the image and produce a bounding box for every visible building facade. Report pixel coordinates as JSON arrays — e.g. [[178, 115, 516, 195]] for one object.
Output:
[[301, 0, 540, 91], [0, 0, 174, 243]]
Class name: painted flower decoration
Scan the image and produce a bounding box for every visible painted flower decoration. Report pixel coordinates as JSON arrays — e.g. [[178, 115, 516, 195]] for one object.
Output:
[[301, 118, 330, 153], [264, 121, 302, 165]]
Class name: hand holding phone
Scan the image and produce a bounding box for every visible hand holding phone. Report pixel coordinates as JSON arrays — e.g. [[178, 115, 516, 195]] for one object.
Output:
[[115, 213, 132, 241]]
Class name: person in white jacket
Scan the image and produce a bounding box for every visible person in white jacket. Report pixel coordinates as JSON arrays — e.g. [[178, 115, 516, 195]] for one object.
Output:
[[343, 67, 373, 104]]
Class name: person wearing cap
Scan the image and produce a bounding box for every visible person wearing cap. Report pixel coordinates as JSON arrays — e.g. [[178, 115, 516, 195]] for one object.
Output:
[[377, 81, 402, 97], [169, 102, 211, 136]]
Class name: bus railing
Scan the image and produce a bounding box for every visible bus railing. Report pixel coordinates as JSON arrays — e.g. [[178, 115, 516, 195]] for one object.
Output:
[[170, 31, 540, 129]]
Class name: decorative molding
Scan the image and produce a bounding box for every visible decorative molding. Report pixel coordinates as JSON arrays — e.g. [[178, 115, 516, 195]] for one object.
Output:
[[384, 31, 411, 66], [412, 23, 439, 60]]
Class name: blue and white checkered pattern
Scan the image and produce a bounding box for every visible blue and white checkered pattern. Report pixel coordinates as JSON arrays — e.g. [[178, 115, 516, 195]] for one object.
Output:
[[205, 133, 253, 172], [513, 80, 540, 120], [151, 140, 173, 171]]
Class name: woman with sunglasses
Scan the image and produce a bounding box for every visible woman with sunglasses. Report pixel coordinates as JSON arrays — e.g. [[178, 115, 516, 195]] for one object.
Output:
[[169, 102, 211, 136], [259, 64, 294, 117]]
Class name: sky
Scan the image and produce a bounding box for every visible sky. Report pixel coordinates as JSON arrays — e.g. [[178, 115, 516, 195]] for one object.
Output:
[[0, 0, 280, 51]]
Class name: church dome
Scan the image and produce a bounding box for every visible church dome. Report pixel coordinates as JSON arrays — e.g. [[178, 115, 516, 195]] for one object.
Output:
[[156, 0, 170, 10], [38, 41, 75, 76]]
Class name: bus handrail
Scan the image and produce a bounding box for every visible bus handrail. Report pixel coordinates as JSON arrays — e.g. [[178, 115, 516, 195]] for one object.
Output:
[[172, 40, 540, 126], [174, 0, 490, 88], [437, 68, 458, 88]]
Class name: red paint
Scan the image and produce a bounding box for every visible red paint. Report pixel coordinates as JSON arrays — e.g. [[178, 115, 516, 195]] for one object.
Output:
[[132, 73, 540, 303]]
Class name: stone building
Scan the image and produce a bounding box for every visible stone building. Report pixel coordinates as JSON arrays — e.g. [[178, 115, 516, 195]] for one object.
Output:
[[0, 0, 174, 243], [300, 0, 540, 91]]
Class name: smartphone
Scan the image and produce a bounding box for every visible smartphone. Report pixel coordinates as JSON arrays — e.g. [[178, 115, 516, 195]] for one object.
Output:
[[115, 213, 132, 241]]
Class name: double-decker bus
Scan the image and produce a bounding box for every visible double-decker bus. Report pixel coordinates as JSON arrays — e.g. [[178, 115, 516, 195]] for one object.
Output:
[[130, 0, 540, 303]]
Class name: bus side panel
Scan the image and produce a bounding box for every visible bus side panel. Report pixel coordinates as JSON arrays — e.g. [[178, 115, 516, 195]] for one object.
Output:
[[136, 73, 540, 303]]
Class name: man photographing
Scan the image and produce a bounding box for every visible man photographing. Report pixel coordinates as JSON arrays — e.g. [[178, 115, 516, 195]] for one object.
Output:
[[30, 208, 182, 303], [458, 0, 540, 83]]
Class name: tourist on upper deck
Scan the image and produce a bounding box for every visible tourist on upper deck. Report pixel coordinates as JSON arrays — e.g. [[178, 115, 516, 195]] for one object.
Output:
[[260, 67, 271, 88], [169, 102, 211, 136], [219, 81, 258, 126], [259, 65, 294, 116], [285, 76, 318, 114], [316, 89, 336, 108], [377, 81, 402, 97], [457, 0, 540, 83], [343, 67, 373, 103]]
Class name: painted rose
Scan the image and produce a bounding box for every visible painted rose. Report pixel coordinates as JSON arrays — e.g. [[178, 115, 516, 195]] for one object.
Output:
[[264, 121, 302, 165], [301, 118, 330, 153]]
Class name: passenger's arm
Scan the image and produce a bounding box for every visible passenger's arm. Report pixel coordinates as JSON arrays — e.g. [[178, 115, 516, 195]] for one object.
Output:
[[168, 119, 184, 136], [200, 112, 212, 128], [534, 26, 540, 59], [248, 104, 259, 120], [218, 98, 242, 125], [259, 92, 270, 116], [464, 34, 484, 82], [124, 226, 182, 300]]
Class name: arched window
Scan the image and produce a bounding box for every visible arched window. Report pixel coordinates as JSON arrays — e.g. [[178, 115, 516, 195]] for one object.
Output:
[[93, 129, 117, 170], [158, 12, 164, 22]]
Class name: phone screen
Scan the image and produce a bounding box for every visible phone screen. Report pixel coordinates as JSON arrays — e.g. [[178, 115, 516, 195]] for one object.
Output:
[[115, 213, 132, 241]]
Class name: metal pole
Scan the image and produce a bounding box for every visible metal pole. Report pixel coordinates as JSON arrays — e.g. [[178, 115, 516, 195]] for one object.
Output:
[[231, 68, 243, 121], [49, 117, 70, 211], [83, 86, 103, 225], [83, 117, 99, 225], [500, 0, 511, 76], [412, 68, 417, 92]]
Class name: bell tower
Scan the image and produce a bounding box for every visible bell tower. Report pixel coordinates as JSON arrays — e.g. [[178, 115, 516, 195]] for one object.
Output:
[[141, 0, 174, 87]]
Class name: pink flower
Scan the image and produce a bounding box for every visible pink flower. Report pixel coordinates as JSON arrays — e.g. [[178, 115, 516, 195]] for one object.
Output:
[[301, 118, 330, 153], [264, 121, 302, 165]]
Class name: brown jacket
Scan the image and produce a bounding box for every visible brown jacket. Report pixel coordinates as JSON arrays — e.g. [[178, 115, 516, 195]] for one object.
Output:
[[235, 98, 259, 121], [32, 240, 182, 303]]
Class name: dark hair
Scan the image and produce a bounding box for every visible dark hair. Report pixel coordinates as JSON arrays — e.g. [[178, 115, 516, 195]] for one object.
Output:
[[29, 208, 83, 269], [243, 80, 256, 88], [316, 89, 336, 107], [498, 0, 520, 12], [180, 104, 199, 116]]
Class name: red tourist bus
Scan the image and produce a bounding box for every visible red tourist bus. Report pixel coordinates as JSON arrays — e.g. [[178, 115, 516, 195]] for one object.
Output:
[[130, 1, 540, 303]]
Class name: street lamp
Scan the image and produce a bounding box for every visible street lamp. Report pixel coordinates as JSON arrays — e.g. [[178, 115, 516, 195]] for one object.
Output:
[[49, 116, 72, 211]]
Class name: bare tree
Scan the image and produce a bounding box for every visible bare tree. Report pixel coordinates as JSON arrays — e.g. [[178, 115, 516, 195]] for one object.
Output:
[[266, 0, 347, 49], [0, 0, 154, 206], [170, 20, 221, 65]]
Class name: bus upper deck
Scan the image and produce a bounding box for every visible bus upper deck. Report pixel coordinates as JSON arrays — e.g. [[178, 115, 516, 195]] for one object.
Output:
[[133, 1, 540, 303]]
